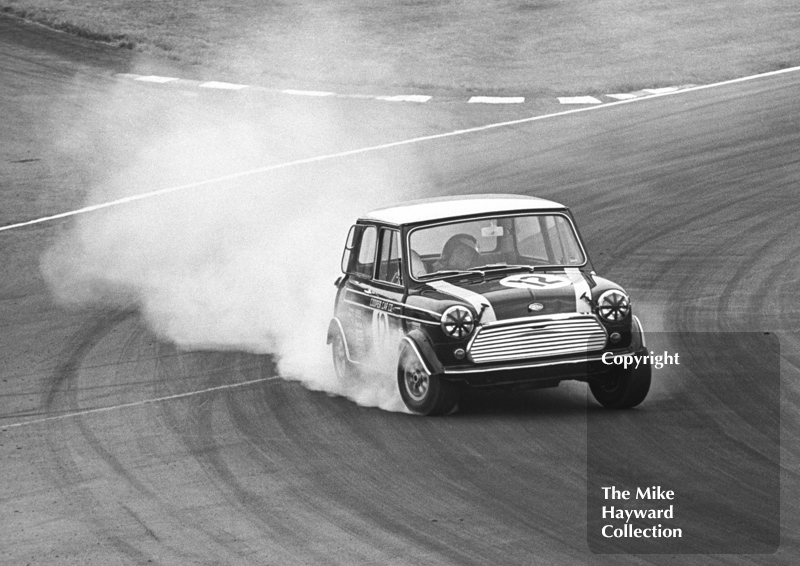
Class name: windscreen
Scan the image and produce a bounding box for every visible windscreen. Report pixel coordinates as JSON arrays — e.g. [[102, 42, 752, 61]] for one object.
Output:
[[407, 214, 586, 279]]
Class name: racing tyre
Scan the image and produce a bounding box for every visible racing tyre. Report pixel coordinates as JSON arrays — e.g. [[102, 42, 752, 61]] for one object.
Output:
[[398, 347, 459, 416], [590, 360, 651, 409], [331, 331, 358, 382]]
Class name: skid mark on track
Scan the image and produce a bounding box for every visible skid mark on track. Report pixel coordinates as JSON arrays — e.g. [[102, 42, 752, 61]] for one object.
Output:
[[44, 308, 136, 408], [38, 310, 163, 564], [151, 351, 303, 562], [30, 319, 288, 562], [61, 323, 167, 499], [712, 210, 800, 331], [2, 375, 280, 430], [143, 349, 273, 560], [120, 503, 161, 541], [2, 318, 281, 430]]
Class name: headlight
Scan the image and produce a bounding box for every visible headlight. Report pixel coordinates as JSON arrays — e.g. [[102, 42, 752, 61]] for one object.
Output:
[[441, 305, 475, 339], [596, 290, 631, 322]]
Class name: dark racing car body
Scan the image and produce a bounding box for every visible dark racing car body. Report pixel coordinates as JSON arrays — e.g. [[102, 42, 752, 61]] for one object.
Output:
[[328, 194, 651, 415]]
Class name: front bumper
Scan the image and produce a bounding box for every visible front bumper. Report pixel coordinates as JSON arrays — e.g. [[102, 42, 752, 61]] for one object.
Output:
[[441, 345, 643, 388]]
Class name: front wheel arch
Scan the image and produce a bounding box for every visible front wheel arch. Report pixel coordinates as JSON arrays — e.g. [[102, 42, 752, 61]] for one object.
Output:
[[397, 344, 459, 416]]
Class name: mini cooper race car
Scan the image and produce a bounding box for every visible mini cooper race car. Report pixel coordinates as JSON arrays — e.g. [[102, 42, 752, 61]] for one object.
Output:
[[328, 194, 651, 415]]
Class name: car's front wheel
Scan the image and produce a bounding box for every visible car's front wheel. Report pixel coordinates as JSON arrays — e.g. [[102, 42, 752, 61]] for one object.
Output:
[[589, 359, 651, 409], [398, 347, 459, 416]]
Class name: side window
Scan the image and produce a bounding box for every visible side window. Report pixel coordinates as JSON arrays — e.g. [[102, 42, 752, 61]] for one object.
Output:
[[340, 225, 357, 273], [342, 225, 378, 277], [353, 225, 377, 278], [376, 229, 403, 285]]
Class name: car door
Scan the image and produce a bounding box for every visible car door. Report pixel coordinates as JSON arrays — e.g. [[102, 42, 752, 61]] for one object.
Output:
[[368, 227, 406, 365], [339, 225, 406, 367], [339, 223, 379, 363]]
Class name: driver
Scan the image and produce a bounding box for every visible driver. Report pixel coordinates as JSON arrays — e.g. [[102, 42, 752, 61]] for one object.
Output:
[[434, 234, 480, 272]]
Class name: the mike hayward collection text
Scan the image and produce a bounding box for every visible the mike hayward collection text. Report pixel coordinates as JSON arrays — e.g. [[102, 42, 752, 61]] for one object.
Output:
[[601, 486, 683, 539]]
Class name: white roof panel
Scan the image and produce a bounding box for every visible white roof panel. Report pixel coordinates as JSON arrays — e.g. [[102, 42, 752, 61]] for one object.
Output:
[[361, 194, 566, 225]]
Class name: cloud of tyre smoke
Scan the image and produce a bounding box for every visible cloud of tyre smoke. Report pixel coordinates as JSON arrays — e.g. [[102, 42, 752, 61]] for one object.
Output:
[[40, 77, 422, 413]]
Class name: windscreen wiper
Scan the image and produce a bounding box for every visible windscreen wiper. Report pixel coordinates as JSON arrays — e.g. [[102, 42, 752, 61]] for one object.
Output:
[[418, 269, 485, 281], [468, 264, 539, 273]]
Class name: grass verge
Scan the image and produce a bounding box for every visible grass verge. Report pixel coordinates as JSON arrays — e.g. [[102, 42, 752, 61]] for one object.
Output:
[[1, 1, 798, 95]]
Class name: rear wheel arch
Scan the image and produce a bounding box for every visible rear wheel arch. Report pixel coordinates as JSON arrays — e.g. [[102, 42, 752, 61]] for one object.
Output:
[[329, 318, 359, 381]]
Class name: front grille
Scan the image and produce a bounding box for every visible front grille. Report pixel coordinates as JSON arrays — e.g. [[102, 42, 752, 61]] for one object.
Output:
[[468, 314, 607, 364]]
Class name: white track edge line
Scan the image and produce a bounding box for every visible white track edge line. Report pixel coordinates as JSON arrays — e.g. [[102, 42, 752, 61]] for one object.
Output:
[[2, 65, 798, 234], [1, 375, 281, 430]]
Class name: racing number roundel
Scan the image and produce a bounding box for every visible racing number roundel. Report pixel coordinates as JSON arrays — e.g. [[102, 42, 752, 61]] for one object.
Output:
[[499, 274, 572, 290]]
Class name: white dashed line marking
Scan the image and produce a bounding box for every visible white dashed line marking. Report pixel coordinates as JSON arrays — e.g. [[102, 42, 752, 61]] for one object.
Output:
[[375, 94, 433, 103], [111, 76, 728, 107], [281, 89, 336, 97], [199, 81, 249, 90], [643, 87, 681, 94], [605, 85, 695, 101], [557, 96, 603, 104], [468, 96, 525, 104], [135, 75, 179, 83]]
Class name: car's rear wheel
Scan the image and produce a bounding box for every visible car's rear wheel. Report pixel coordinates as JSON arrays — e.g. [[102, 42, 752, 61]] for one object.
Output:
[[331, 331, 358, 382], [589, 360, 651, 409], [398, 347, 459, 416]]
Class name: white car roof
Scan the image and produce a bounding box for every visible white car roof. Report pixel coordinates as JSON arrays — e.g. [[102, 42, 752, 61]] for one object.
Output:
[[361, 194, 566, 225]]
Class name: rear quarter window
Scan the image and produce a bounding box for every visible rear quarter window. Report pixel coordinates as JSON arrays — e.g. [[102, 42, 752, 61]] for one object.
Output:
[[353, 225, 377, 278]]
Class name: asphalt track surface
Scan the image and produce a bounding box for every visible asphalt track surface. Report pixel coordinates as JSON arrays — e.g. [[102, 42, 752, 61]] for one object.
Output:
[[2, 15, 800, 566]]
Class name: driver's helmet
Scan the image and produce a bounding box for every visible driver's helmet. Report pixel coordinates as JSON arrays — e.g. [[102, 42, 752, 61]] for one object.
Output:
[[436, 233, 479, 271]]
